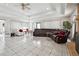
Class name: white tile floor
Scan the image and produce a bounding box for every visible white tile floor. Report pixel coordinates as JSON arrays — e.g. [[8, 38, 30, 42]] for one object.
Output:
[[0, 33, 69, 56]]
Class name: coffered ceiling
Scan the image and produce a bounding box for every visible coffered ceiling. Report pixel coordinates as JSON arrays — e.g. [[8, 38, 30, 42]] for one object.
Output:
[[0, 3, 77, 22]]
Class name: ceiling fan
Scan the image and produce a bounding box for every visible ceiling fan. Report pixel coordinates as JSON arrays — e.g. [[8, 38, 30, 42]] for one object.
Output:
[[21, 3, 30, 10]]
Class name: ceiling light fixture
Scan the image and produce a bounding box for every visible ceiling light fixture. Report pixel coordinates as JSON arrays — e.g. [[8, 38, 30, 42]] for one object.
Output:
[[46, 8, 50, 10], [21, 3, 30, 10]]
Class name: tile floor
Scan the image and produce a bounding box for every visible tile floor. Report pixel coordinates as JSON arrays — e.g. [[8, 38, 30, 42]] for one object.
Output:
[[0, 33, 69, 56]]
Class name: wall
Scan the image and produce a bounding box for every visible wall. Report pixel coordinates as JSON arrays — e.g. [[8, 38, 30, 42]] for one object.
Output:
[[10, 21, 31, 33], [5, 20, 37, 34], [0, 20, 5, 54], [10, 21, 37, 31], [0, 20, 5, 33], [40, 21, 62, 29], [5, 20, 11, 35], [40, 18, 71, 29]]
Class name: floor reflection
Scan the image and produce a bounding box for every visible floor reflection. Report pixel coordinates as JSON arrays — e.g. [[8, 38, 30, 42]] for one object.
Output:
[[0, 33, 68, 56], [0, 34, 5, 54]]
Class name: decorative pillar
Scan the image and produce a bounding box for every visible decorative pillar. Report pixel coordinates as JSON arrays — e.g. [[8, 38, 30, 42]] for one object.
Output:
[[76, 4, 79, 32]]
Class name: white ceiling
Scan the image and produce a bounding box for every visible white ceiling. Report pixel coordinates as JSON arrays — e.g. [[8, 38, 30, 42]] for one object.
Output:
[[0, 3, 77, 22]]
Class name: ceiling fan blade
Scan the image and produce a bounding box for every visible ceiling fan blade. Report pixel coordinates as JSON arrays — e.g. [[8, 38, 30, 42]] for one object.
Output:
[[26, 3, 30, 6], [21, 3, 30, 6]]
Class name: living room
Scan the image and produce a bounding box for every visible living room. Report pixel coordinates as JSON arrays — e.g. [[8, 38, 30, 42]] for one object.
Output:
[[0, 3, 79, 56]]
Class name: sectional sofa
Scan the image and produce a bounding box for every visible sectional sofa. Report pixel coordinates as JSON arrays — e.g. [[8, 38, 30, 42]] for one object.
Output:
[[33, 29, 70, 43]]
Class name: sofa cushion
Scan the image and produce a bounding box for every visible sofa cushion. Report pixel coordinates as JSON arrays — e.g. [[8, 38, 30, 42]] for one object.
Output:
[[60, 31, 65, 35]]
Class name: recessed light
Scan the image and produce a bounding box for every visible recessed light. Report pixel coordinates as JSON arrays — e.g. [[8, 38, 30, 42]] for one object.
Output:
[[46, 8, 50, 10]]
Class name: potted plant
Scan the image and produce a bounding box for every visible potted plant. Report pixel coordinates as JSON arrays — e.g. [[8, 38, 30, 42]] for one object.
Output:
[[63, 21, 72, 39], [63, 21, 72, 31]]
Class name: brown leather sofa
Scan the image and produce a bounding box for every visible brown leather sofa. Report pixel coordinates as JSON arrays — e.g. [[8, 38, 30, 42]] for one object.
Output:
[[33, 29, 70, 43]]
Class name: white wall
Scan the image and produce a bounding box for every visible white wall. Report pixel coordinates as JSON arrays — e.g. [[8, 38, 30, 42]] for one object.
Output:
[[40, 18, 71, 29], [5, 20, 11, 35], [0, 20, 5, 54], [4, 17, 72, 35], [40, 21, 62, 29], [10, 21, 30, 33], [5, 20, 37, 34], [0, 20, 5, 33], [10, 21, 37, 31]]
